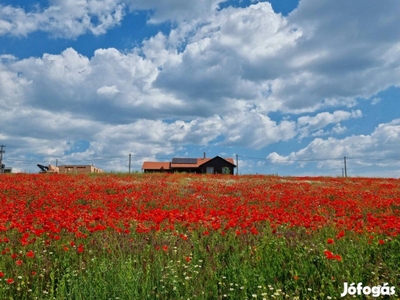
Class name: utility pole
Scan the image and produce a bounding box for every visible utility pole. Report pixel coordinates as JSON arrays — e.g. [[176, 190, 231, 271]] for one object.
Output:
[[56, 159, 58, 167], [236, 154, 238, 176], [129, 153, 132, 173], [343, 156, 347, 178], [0, 145, 5, 174]]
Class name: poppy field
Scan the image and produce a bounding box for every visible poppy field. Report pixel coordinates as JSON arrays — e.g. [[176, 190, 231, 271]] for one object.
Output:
[[0, 173, 399, 299]]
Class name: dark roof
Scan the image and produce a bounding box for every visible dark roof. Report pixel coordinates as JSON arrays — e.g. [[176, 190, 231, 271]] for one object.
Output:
[[201, 156, 236, 166]]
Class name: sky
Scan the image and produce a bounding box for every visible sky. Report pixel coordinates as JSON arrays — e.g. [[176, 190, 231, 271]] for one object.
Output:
[[1, 0, 400, 177]]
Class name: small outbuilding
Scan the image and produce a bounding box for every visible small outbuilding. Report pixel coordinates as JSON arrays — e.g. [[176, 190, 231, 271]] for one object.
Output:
[[3, 167, 22, 174], [37, 164, 104, 174], [58, 165, 104, 174]]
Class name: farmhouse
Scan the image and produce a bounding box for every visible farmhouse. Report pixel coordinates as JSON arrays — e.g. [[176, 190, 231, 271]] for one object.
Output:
[[142, 155, 236, 174]]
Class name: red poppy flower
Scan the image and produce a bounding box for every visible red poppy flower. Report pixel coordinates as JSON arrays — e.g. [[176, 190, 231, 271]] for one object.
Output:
[[7, 278, 14, 284], [26, 250, 35, 258], [327, 238, 334, 244], [335, 231, 345, 239], [16, 260, 23, 266], [0, 271, 4, 278], [324, 250, 335, 259], [162, 245, 168, 252], [77, 244, 84, 253], [378, 239, 385, 245], [324, 250, 342, 261], [250, 227, 259, 235]]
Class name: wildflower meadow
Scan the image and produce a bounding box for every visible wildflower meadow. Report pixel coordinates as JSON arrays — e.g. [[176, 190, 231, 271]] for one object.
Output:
[[0, 173, 399, 299]]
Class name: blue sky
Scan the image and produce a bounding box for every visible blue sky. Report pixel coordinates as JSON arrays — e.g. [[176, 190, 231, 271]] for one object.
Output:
[[1, 0, 400, 176]]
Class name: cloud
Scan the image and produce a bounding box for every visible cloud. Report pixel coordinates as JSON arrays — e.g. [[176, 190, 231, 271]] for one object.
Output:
[[0, 0, 125, 38], [0, 58, 29, 110], [126, 0, 226, 24], [154, 3, 300, 106], [276, 0, 400, 111], [3, 0, 400, 118], [3, 1, 400, 121], [0, 0, 228, 38], [5, 47, 185, 123], [220, 112, 297, 149], [152, 0, 400, 114], [296, 110, 362, 138], [266, 152, 294, 165], [371, 97, 381, 105], [2, 0, 400, 174], [267, 119, 400, 170], [97, 85, 120, 97]]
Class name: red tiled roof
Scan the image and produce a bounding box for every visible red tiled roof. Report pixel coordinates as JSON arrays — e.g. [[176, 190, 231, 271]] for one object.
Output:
[[224, 158, 235, 165], [142, 162, 171, 170]]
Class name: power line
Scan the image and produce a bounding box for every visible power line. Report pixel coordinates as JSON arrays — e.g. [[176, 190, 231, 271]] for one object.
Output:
[[236, 154, 400, 178], [4, 154, 174, 166], [3, 150, 400, 176], [5, 154, 400, 165], [239, 155, 400, 163]]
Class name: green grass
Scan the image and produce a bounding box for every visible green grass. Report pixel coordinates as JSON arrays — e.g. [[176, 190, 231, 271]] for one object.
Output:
[[1, 225, 399, 300]]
